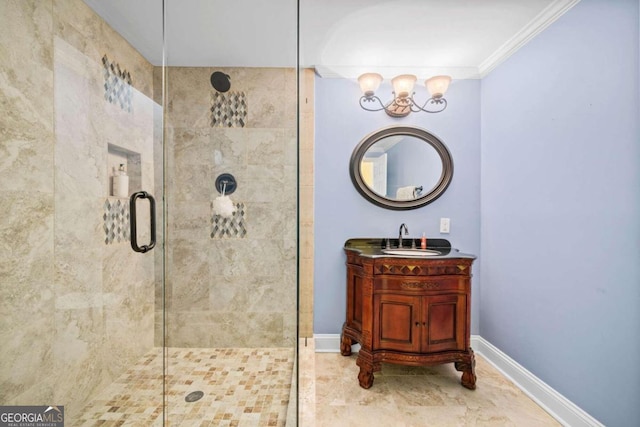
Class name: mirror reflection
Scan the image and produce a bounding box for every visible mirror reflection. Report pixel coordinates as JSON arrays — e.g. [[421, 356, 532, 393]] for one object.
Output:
[[350, 126, 453, 210], [361, 135, 444, 200]]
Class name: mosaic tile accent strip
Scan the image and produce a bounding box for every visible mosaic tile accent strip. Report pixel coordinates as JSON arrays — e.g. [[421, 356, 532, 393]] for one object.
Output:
[[73, 347, 294, 426], [211, 202, 247, 238], [102, 54, 133, 113], [210, 91, 247, 128], [103, 198, 130, 244]]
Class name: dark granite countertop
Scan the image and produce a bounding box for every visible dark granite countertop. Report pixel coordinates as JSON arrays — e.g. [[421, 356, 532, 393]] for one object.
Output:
[[344, 238, 476, 260]]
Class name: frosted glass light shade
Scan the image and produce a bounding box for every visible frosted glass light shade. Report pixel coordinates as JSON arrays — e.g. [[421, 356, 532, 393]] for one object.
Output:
[[391, 74, 417, 98], [358, 73, 383, 97], [426, 75, 451, 98]]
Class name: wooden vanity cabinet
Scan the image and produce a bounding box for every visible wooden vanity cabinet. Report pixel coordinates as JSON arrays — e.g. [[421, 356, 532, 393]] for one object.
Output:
[[341, 250, 476, 390]]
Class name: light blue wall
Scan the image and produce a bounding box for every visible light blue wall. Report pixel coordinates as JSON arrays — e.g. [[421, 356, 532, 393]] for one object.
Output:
[[480, 0, 640, 425], [314, 78, 481, 334]]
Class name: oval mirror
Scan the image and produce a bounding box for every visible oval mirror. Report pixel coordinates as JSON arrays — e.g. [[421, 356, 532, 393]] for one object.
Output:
[[349, 126, 453, 210]]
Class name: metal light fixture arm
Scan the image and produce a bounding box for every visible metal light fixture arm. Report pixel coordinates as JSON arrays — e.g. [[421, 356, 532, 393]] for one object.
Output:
[[359, 93, 448, 115], [359, 94, 391, 112], [408, 95, 448, 113]]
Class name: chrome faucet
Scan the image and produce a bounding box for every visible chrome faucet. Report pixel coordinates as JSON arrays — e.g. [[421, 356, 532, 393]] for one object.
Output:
[[398, 223, 409, 248]]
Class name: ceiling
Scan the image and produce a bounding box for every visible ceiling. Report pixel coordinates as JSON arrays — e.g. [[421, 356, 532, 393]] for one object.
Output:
[[83, 0, 579, 79]]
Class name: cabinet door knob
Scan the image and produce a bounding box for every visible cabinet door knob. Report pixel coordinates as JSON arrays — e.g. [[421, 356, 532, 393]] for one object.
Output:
[[415, 322, 420, 327]]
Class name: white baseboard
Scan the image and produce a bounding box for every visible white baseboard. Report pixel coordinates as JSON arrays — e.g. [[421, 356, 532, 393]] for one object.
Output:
[[313, 334, 360, 353], [314, 334, 603, 427], [472, 336, 603, 427]]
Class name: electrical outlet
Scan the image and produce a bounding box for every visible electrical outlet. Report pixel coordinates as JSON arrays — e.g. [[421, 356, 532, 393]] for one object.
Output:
[[440, 217, 450, 233]]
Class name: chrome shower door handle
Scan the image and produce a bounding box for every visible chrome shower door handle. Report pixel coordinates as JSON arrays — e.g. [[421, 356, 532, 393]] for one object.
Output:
[[130, 191, 156, 253]]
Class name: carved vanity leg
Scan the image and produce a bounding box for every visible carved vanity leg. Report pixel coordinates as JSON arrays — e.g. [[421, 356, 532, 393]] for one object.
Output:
[[356, 356, 374, 389], [355, 350, 376, 389], [455, 348, 477, 390], [357, 366, 374, 389], [340, 333, 352, 356]]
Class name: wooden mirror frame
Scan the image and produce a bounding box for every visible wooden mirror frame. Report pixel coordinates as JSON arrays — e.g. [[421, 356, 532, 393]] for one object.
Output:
[[349, 125, 454, 210]]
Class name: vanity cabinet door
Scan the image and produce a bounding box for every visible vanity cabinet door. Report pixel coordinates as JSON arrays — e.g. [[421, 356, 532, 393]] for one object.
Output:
[[374, 293, 466, 353], [373, 294, 421, 352], [346, 265, 365, 332], [422, 294, 466, 352]]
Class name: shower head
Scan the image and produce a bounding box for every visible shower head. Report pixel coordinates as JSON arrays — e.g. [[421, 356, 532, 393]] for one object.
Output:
[[210, 71, 231, 92]]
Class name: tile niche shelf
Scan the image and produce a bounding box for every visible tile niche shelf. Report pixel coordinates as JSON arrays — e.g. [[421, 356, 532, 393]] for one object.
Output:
[[107, 143, 141, 199]]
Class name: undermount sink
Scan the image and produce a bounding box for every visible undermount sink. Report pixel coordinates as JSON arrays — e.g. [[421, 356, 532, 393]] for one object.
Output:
[[382, 248, 442, 257]]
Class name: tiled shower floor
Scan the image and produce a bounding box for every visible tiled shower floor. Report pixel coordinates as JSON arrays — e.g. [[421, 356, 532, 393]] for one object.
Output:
[[73, 347, 294, 426]]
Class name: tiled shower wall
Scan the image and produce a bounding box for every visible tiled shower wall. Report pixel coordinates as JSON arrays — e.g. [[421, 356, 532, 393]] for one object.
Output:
[[0, 0, 157, 418], [162, 67, 297, 348]]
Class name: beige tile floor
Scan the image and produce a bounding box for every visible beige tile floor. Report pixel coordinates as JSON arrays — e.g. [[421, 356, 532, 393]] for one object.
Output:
[[71, 340, 559, 426], [299, 339, 561, 427], [73, 347, 294, 426]]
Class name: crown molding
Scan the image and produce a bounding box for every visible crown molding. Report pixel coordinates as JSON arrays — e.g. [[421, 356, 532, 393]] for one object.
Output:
[[314, 0, 580, 81], [313, 65, 481, 80], [478, 0, 581, 77]]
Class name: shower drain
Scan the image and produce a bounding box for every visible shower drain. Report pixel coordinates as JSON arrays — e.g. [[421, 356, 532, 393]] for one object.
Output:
[[185, 391, 204, 403]]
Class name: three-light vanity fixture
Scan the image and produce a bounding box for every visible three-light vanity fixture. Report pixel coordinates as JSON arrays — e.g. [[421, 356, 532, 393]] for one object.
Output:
[[357, 73, 451, 117]]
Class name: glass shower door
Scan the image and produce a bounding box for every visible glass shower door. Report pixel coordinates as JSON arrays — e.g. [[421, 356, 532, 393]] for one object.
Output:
[[1, 0, 299, 425], [162, 0, 299, 425], [1, 0, 165, 424]]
